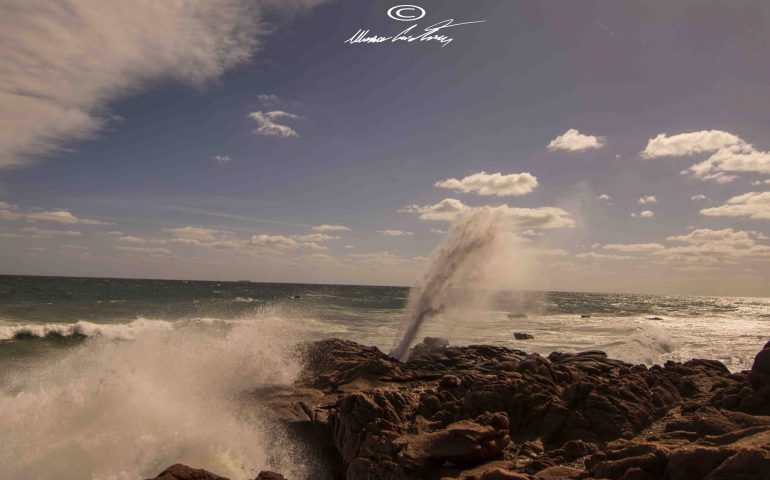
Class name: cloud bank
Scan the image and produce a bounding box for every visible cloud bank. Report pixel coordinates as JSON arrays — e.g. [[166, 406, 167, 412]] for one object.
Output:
[[435, 171, 538, 197], [0, 0, 325, 168]]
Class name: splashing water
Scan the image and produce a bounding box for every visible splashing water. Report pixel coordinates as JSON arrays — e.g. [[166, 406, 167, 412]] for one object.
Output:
[[390, 208, 530, 361], [0, 313, 311, 480]]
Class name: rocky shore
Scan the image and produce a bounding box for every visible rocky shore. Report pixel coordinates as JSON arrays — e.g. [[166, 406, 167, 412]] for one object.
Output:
[[147, 337, 770, 480]]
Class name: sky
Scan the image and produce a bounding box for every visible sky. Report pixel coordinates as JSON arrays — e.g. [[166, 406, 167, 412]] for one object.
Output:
[[0, 0, 769, 296]]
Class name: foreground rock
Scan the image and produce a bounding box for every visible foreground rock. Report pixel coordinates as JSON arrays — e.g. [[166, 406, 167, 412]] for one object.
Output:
[[154, 338, 770, 479]]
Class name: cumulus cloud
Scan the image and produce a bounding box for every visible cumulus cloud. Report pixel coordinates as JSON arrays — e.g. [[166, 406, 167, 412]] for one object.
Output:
[[249, 233, 327, 252], [603, 243, 665, 252], [292, 233, 339, 242], [250, 234, 299, 249], [598, 194, 611, 201], [547, 128, 606, 152], [667, 228, 762, 247], [575, 252, 635, 261], [0, 226, 82, 238], [115, 246, 171, 256], [638, 196, 657, 204], [654, 228, 770, 266], [248, 111, 302, 137], [26, 210, 113, 225], [752, 179, 770, 186], [378, 230, 413, 237], [212, 155, 231, 164], [642, 130, 770, 183], [642, 130, 742, 158], [400, 198, 469, 221], [165, 226, 240, 249], [401, 198, 574, 229], [312, 224, 351, 232], [700, 191, 770, 220], [691, 194, 707, 201], [0, 0, 326, 168], [631, 210, 654, 218], [434, 171, 538, 197], [257, 94, 281, 106]]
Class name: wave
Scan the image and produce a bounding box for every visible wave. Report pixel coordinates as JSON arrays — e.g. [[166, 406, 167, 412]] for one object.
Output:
[[0, 313, 313, 479], [0, 318, 174, 341]]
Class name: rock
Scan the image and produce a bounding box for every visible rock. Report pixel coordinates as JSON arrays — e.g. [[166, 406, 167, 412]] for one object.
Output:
[[514, 333, 534, 340], [145, 464, 228, 480], [255, 472, 286, 480], [154, 337, 770, 480], [397, 412, 511, 469]]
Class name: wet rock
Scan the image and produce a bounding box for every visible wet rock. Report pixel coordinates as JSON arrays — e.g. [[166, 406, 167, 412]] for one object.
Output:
[[255, 472, 286, 480], [159, 337, 770, 480], [514, 333, 534, 340]]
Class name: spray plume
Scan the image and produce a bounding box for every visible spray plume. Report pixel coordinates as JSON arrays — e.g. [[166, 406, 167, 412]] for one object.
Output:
[[390, 207, 532, 361]]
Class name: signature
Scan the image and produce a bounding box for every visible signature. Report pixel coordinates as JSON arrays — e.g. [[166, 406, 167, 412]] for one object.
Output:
[[345, 19, 486, 47]]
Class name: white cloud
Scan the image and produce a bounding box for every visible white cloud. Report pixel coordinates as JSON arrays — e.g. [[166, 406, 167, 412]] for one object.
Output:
[[312, 224, 351, 232], [400, 198, 470, 221], [639, 210, 654, 218], [0, 0, 325, 168], [292, 233, 339, 242], [257, 94, 281, 106], [642, 130, 770, 183], [115, 246, 171, 256], [26, 210, 112, 225], [0, 226, 82, 238], [752, 179, 770, 186], [248, 111, 302, 138], [576, 252, 635, 261], [642, 130, 742, 158], [430, 228, 446, 234], [667, 228, 761, 247], [212, 155, 231, 164], [603, 243, 665, 252], [378, 230, 413, 237], [0, 203, 22, 220], [249, 233, 327, 252], [598, 194, 611, 201], [691, 194, 707, 201], [401, 198, 574, 229], [116, 235, 147, 245], [638, 196, 657, 204], [700, 191, 770, 220], [250, 234, 299, 250], [165, 226, 240, 249], [344, 244, 355, 249], [435, 171, 538, 197], [547, 128, 606, 152]]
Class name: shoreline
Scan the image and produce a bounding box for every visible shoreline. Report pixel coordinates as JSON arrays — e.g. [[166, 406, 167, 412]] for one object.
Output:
[[146, 337, 770, 480]]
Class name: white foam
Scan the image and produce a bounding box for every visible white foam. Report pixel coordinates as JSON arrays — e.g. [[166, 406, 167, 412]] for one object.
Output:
[[0, 313, 310, 479], [0, 317, 174, 341]]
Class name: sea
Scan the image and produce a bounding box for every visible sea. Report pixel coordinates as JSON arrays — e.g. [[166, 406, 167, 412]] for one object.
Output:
[[0, 274, 768, 479]]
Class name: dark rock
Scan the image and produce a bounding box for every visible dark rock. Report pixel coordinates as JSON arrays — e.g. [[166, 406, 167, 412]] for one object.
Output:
[[255, 472, 286, 480], [156, 337, 770, 480], [145, 464, 228, 480], [514, 333, 534, 340]]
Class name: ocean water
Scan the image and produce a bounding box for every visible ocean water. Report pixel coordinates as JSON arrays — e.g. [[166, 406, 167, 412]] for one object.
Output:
[[0, 274, 768, 479]]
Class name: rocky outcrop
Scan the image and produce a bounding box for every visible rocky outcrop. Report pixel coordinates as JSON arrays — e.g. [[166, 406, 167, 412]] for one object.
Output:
[[145, 465, 287, 480], [155, 337, 770, 479]]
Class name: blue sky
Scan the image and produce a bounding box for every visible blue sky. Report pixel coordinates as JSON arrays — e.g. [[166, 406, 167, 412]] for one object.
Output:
[[1, 0, 769, 296]]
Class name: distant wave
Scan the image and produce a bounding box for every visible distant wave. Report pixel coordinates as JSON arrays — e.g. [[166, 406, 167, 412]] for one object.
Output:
[[0, 318, 174, 341]]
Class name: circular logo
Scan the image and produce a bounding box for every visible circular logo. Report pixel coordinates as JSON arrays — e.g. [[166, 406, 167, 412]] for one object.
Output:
[[387, 5, 426, 21]]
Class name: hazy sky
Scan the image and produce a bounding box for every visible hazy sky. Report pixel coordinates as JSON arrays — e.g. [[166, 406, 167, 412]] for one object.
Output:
[[1, 0, 769, 296]]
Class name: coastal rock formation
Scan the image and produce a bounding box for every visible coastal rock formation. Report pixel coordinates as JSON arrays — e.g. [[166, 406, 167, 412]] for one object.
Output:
[[153, 337, 770, 479]]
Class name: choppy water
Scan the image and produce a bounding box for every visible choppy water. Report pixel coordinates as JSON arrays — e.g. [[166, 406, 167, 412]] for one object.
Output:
[[0, 275, 768, 479]]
